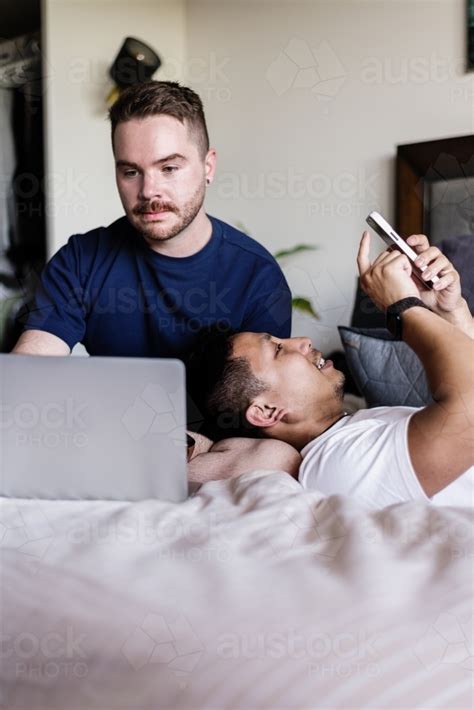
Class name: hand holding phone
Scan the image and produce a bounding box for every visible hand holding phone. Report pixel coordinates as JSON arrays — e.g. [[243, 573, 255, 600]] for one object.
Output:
[[357, 232, 420, 312], [365, 212, 439, 290]]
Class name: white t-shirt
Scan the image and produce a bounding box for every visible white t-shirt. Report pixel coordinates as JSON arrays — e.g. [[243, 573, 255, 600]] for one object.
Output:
[[299, 406, 473, 509]]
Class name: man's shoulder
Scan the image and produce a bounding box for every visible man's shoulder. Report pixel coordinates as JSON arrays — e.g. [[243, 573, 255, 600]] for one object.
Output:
[[299, 405, 424, 506], [347, 406, 417, 427], [304, 406, 418, 452], [66, 216, 131, 251], [210, 216, 279, 267]]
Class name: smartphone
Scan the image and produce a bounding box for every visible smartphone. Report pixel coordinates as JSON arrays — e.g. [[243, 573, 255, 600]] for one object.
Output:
[[365, 211, 439, 290]]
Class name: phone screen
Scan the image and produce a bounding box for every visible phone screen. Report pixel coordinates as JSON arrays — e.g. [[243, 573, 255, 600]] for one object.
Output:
[[366, 212, 438, 290]]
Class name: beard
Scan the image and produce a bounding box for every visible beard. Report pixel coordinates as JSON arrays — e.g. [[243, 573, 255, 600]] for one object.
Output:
[[130, 180, 206, 243], [333, 373, 346, 401], [310, 351, 346, 402]]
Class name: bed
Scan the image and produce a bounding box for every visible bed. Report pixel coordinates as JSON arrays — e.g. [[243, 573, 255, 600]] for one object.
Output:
[[1, 470, 473, 709]]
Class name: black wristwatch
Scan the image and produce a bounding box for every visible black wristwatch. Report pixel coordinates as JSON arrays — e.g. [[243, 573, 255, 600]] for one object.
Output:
[[386, 297, 431, 340]]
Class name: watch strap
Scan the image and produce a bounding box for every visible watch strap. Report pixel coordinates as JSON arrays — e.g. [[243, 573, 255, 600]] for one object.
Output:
[[386, 297, 431, 339], [386, 297, 431, 316]]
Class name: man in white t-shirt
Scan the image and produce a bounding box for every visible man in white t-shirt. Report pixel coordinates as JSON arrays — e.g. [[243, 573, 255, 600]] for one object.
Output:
[[188, 232, 473, 508]]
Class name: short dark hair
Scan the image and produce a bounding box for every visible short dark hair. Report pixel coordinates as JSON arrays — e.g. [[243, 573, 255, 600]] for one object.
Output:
[[187, 324, 268, 440], [108, 81, 210, 157]]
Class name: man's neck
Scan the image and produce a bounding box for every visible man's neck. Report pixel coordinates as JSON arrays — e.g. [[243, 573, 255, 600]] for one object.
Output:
[[142, 208, 213, 258], [283, 408, 347, 451]]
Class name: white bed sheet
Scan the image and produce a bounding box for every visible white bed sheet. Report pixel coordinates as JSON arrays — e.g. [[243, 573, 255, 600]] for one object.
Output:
[[1, 470, 473, 709]]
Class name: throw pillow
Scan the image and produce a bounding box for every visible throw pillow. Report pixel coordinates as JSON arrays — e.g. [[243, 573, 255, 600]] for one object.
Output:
[[338, 326, 432, 408]]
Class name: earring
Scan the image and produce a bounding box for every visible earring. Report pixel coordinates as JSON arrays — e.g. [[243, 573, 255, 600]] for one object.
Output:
[[206, 178, 210, 185]]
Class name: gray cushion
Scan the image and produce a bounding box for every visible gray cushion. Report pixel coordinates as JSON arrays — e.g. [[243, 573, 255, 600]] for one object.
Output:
[[338, 326, 432, 408]]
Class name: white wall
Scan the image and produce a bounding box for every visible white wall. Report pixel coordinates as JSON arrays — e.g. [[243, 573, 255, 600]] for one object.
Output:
[[42, 0, 473, 352], [42, 0, 187, 255], [186, 0, 474, 352]]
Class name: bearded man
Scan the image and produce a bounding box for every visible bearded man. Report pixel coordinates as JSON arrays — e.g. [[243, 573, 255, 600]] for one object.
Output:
[[13, 81, 291, 359]]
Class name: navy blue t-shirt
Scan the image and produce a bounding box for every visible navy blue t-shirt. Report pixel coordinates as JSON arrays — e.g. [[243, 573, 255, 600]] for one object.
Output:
[[21, 215, 292, 358]]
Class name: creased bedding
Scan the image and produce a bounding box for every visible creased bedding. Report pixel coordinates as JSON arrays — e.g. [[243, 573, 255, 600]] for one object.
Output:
[[1, 471, 473, 710]]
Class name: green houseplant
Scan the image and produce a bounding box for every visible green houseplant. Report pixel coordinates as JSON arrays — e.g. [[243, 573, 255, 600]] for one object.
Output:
[[273, 244, 319, 319], [235, 223, 319, 319]]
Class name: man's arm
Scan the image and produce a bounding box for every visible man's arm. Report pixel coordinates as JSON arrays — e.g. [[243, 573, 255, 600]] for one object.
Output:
[[403, 308, 474, 496], [358, 232, 474, 497], [11, 237, 87, 355], [242, 262, 292, 339], [188, 437, 301, 484], [12, 330, 70, 356], [435, 297, 474, 339]]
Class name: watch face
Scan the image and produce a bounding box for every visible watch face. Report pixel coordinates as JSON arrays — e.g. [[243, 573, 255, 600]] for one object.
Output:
[[386, 311, 402, 339], [386, 298, 427, 340]]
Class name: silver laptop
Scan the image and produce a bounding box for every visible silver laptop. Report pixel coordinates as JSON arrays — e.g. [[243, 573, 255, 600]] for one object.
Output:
[[0, 354, 188, 501]]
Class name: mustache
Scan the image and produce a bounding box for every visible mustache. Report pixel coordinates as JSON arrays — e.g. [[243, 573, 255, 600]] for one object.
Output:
[[133, 201, 177, 215]]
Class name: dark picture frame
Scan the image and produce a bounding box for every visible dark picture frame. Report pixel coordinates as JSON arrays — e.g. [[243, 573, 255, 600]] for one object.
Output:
[[469, 0, 474, 69], [396, 135, 474, 243]]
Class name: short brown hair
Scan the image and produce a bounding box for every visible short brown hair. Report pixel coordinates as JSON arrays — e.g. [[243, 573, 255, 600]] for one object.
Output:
[[208, 356, 267, 422], [187, 325, 268, 440], [108, 81, 210, 157]]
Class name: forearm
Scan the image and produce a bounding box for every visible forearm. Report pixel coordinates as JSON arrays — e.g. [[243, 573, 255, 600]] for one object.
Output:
[[436, 298, 474, 339], [403, 307, 474, 402], [187, 431, 214, 461], [357, 235, 474, 494], [188, 437, 301, 484], [12, 330, 70, 356], [403, 308, 474, 495]]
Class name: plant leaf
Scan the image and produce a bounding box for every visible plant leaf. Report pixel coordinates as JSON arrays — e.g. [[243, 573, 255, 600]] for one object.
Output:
[[235, 221, 248, 234], [274, 244, 317, 260], [292, 297, 319, 319]]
